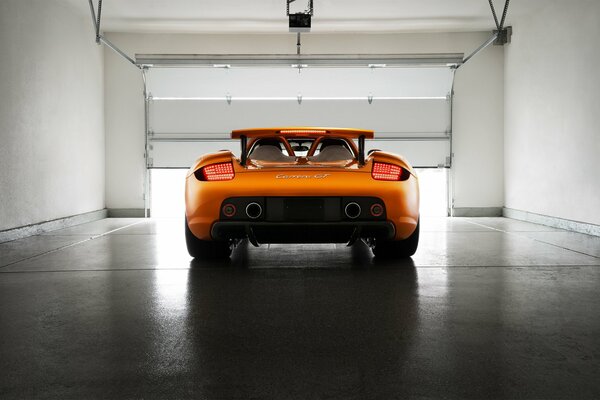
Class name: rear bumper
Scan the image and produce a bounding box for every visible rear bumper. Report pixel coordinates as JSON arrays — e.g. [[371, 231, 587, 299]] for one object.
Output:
[[186, 167, 419, 241], [211, 221, 395, 244]]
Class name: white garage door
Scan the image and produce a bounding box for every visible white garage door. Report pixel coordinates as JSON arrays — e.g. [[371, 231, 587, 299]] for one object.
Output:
[[142, 58, 457, 168]]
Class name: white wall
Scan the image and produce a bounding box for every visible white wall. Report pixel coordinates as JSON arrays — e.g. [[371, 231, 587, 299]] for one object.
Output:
[[504, 0, 600, 225], [104, 32, 504, 214], [0, 0, 105, 231]]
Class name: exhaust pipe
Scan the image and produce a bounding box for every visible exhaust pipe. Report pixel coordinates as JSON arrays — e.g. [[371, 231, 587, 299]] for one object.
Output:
[[344, 202, 362, 219], [245, 202, 263, 219]]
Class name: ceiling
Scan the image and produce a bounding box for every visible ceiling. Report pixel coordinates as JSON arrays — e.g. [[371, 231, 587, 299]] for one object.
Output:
[[71, 0, 545, 34]]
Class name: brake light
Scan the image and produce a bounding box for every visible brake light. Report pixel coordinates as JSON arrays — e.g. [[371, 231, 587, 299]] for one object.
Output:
[[196, 162, 235, 181], [279, 129, 327, 135], [372, 162, 410, 181]]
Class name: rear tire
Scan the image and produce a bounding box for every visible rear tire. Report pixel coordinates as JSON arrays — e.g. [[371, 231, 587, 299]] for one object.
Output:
[[185, 216, 232, 259], [373, 218, 419, 258]]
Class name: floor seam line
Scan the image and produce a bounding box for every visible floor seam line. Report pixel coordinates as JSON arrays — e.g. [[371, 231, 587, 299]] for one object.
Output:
[[0, 220, 147, 270], [1, 264, 600, 274], [465, 219, 600, 260]]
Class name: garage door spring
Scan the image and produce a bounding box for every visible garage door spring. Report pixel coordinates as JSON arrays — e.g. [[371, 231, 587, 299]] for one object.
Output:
[[95, 0, 103, 42], [487, 0, 510, 31]]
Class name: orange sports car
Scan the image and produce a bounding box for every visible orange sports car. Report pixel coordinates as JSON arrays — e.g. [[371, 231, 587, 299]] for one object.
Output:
[[185, 127, 419, 259]]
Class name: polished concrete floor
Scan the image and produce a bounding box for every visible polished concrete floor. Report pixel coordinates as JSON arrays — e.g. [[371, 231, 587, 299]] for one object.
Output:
[[0, 217, 599, 399]]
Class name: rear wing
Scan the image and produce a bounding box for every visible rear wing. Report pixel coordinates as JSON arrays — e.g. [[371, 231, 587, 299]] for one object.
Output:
[[232, 127, 374, 140], [232, 127, 374, 166]]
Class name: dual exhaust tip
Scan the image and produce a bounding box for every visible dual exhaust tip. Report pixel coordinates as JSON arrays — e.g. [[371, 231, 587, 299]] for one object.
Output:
[[246, 202, 363, 219], [344, 202, 362, 219], [247, 202, 362, 220], [245, 202, 263, 219], [227, 201, 381, 220]]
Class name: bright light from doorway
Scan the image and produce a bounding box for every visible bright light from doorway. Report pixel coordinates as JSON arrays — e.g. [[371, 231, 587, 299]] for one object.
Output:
[[150, 167, 448, 218], [415, 168, 448, 217], [150, 169, 188, 218]]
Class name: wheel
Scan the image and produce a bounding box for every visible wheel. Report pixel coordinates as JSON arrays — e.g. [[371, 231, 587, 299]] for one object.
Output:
[[373, 218, 420, 258], [185, 216, 232, 259]]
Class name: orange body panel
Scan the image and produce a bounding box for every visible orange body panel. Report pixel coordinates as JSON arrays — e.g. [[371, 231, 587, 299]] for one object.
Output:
[[185, 128, 419, 243]]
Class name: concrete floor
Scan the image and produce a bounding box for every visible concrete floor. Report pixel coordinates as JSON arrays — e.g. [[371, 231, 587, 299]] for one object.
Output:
[[0, 217, 599, 399]]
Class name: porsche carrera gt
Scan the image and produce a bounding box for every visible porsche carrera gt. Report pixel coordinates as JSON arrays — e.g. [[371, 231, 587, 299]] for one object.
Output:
[[185, 127, 419, 259]]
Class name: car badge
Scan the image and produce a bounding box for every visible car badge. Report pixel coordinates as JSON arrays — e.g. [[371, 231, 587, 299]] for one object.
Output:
[[275, 174, 330, 179]]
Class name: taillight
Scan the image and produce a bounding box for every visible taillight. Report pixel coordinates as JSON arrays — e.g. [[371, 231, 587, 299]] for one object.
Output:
[[372, 162, 410, 181], [195, 162, 235, 181]]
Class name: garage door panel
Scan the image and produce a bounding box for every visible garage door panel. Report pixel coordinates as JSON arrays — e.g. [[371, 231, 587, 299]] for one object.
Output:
[[150, 99, 450, 135], [145, 63, 454, 169], [149, 138, 449, 169], [366, 140, 450, 168], [147, 67, 453, 99], [149, 141, 236, 169]]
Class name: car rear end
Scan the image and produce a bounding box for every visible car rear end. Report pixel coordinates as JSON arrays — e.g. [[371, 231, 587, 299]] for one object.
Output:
[[185, 155, 419, 245]]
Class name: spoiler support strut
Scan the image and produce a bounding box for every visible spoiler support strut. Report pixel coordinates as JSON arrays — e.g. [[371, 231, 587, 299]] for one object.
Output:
[[240, 135, 248, 166], [358, 135, 365, 166]]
